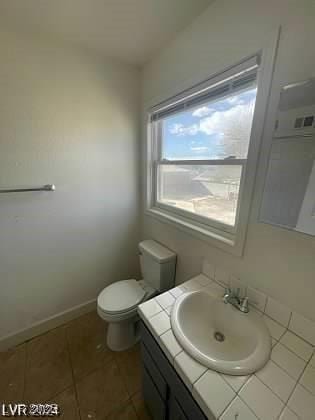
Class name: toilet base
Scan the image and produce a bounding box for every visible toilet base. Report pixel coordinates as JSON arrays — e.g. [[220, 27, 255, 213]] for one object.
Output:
[[106, 318, 140, 351]]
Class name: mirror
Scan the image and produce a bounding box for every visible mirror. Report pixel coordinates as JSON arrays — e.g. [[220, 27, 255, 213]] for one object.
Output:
[[260, 78, 315, 235]]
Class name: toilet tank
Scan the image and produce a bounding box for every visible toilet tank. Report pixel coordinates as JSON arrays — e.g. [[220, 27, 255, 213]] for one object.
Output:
[[139, 240, 176, 292]]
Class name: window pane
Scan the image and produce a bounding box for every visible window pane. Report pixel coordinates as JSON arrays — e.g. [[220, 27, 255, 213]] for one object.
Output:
[[161, 87, 257, 161], [157, 164, 243, 227]]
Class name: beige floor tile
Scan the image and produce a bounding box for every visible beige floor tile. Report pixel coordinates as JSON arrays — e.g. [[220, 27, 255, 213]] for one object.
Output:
[[28, 387, 80, 420], [0, 344, 26, 403], [76, 359, 129, 420], [115, 344, 142, 397], [51, 387, 80, 420], [66, 311, 114, 380], [132, 392, 152, 420], [24, 326, 73, 403], [106, 402, 138, 420]]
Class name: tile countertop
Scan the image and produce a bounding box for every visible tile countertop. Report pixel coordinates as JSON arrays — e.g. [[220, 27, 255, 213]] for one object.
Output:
[[138, 274, 315, 420]]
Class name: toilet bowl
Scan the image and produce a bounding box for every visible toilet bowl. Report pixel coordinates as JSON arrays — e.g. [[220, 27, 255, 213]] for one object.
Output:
[[98, 279, 156, 351], [97, 240, 176, 351]]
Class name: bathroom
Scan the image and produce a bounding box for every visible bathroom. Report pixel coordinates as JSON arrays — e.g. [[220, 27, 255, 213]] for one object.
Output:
[[0, 0, 315, 419]]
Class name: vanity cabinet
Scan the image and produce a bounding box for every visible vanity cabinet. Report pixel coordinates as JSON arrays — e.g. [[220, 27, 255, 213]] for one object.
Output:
[[140, 321, 212, 420]]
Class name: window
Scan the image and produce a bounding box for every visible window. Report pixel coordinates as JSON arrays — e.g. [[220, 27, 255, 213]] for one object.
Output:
[[146, 56, 262, 249]]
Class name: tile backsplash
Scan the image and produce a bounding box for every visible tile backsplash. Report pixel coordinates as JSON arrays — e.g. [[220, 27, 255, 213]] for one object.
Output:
[[201, 259, 315, 346]]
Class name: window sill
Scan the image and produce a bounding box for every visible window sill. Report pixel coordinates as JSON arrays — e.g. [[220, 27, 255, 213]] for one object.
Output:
[[145, 206, 245, 256]]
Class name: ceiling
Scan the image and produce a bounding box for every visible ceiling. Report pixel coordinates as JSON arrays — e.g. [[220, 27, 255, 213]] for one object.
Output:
[[0, 0, 212, 66]]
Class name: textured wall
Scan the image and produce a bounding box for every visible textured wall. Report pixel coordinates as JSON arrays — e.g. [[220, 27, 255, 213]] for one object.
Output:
[[142, 0, 315, 320], [0, 28, 140, 339]]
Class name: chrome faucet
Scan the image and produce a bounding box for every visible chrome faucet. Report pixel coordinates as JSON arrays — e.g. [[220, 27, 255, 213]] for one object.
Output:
[[223, 287, 249, 313]]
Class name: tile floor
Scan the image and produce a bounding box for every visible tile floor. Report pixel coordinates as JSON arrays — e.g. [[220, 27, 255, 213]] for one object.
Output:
[[0, 311, 151, 420]]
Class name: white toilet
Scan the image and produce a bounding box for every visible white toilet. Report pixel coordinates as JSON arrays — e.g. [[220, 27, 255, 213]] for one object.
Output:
[[97, 240, 176, 351]]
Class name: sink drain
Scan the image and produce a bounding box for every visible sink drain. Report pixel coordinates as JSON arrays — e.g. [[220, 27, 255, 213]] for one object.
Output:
[[214, 331, 225, 342]]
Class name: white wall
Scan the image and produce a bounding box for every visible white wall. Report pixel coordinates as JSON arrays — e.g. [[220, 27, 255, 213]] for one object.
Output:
[[142, 0, 315, 320], [0, 27, 140, 340]]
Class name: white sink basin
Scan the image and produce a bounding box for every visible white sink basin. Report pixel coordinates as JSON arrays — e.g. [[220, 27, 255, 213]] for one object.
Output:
[[171, 290, 271, 375]]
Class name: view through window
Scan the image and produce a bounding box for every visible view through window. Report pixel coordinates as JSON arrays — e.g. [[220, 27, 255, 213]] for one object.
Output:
[[155, 85, 257, 228]]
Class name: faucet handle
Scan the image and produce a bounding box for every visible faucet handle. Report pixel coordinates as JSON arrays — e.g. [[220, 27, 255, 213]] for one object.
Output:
[[240, 297, 249, 313], [224, 287, 232, 295]]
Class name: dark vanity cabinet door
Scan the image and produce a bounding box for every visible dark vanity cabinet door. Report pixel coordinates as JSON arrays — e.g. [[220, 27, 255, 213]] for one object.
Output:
[[169, 396, 188, 420], [140, 321, 210, 420], [143, 367, 166, 420]]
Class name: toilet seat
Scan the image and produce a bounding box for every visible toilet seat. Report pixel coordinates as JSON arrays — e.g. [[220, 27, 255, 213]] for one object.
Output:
[[98, 279, 147, 315]]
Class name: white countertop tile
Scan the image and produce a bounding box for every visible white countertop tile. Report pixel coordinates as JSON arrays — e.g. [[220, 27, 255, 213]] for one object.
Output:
[[250, 306, 264, 318], [300, 364, 315, 395], [280, 330, 314, 362], [263, 315, 286, 340], [222, 374, 249, 393], [149, 310, 171, 336], [220, 397, 258, 420], [155, 291, 175, 309], [203, 281, 225, 299], [289, 312, 315, 346], [255, 360, 296, 402], [288, 383, 315, 419], [271, 343, 306, 380], [170, 286, 185, 299], [182, 277, 205, 292], [138, 298, 162, 319], [279, 406, 299, 420], [193, 370, 235, 419], [164, 306, 172, 316], [174, 351, 207, 390], [159, 329, 182, 364], [239, 376, 284, 420]]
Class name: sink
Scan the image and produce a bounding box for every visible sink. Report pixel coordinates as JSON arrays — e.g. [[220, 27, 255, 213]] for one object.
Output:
[[171, 290, 271, 375]]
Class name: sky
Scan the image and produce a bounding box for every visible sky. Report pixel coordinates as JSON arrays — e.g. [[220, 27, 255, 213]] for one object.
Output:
[[162, 87, 257, 160]]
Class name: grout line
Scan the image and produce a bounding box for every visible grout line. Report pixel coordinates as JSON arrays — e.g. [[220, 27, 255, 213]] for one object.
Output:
[[64, 323, 82, 420], [246, 375, 286, 418], [192, 366, 212, 388], [217, 393, 238, 419], [279, 340, 313, 363], [298, 380, 315, 397], [270, 357, 304, 382], [236, 376, 251, 395], [237, 395, 260, 419], [288, 311, 293, 329], [277, 358, 310, 419], [274, 339, 308, 363], [46, 385, 75, 403], [220, 374, 245, 395], [262, 296, 268, 313], [234, 376, 251, 396], [253, 371, 292, 405], [130, 398, 141, 420], [112, 351, 136, 403]]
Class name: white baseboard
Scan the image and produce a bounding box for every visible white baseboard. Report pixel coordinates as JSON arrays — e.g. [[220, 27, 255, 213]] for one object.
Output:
[[0, 299, 97, 351]]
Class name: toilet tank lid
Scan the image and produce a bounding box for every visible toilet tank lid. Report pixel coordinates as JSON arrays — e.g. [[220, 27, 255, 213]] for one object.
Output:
[[139, 240, 176, 263]]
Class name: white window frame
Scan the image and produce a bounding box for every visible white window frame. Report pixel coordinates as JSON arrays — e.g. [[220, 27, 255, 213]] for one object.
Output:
[[145, 41, 279, 256]]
